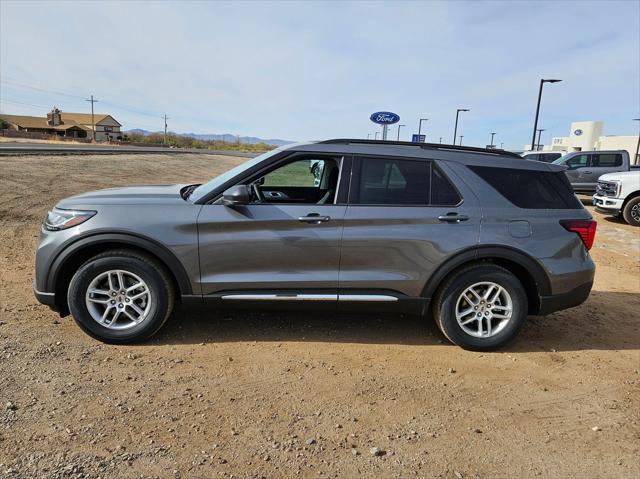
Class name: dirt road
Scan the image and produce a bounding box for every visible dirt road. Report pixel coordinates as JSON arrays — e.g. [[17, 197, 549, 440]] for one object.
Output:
[[0, 154, 638, 479]]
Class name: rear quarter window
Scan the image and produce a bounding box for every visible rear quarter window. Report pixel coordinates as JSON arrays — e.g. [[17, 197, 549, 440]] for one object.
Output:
[[468, 165, 582, 209]]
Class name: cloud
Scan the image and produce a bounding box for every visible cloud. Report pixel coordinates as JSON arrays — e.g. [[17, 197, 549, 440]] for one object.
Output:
[[1, 0, 638, 148]]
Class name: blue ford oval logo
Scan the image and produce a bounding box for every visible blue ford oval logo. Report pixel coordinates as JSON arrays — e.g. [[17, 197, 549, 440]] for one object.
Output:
[[370, 111, 400, 125], [574, 129, 583, 136]]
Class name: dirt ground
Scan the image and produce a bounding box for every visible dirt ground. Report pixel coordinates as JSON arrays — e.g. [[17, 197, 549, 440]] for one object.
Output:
[[0, 153, 638, 479]]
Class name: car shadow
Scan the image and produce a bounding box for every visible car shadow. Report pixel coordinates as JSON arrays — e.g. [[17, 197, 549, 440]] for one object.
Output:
[[147, 290, 640, 353]]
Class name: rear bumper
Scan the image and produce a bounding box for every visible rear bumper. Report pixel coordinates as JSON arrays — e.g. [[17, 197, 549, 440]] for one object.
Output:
[[537, 281, 593, 316]]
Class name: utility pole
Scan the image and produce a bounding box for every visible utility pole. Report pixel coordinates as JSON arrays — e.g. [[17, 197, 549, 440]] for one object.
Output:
[[85, 95, 98, 142], [163, 114, 169, 145]]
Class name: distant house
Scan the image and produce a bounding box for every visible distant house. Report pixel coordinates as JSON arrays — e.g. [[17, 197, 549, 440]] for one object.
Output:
[[0, 107, 122, 141]]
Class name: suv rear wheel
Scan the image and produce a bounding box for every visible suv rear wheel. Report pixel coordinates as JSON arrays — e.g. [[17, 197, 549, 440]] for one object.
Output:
[[434, 264, 527, 351], [67, 250, 174, 343]]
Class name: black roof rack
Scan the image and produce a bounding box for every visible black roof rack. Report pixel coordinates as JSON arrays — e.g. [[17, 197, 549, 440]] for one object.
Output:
[[318, 139, 522, 159]]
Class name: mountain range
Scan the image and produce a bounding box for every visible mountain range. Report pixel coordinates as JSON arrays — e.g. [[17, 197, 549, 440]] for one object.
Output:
[[126, 129, 293, 146]]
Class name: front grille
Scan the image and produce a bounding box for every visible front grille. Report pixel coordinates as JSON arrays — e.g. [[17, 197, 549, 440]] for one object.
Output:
[[596, 181, 618, 197]]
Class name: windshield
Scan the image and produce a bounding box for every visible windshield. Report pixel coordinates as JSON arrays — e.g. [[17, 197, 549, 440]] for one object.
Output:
[[551, 156, 567, 165], [189, 148, 282, 203]]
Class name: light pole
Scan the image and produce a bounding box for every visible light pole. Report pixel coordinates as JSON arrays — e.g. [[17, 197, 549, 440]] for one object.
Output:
[[633, 118, 640, 165], [418, 118, 428, 138], [397, 124, 405, 141], [459, 135, 464, 146], [374, 131, 379, 140], [536, 128, 546, 151], [490, 132, 497, 148], [453, 109, 469, 144], [439, 137, 443, 144], [531, 78, 561, 151], [500, 142, 504, 149], [367, 133, 372, 139]]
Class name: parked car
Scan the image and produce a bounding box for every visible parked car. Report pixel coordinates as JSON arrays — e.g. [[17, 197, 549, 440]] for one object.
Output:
[[552, 150, 639, 194], [34, 139, 596, 351], [592, 170, 640, 226], [521, 151, 565, 163]]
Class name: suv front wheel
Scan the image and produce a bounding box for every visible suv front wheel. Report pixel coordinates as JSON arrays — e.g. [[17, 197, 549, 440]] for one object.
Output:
[[67, 249, 175, 343], [434, 264, 527, 351]]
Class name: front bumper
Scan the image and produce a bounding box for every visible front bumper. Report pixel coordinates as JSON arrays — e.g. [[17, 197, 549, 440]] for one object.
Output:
[[592, 194, 623, 214], [537, 281, 593, 316], [33, 283, 64, 314]]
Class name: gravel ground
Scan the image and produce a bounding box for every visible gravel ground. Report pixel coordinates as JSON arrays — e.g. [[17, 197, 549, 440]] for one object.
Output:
[[0, 154, 638, 479]]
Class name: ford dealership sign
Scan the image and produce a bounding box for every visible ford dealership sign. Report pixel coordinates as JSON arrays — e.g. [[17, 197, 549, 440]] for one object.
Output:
[[370, 111, 400, 125]]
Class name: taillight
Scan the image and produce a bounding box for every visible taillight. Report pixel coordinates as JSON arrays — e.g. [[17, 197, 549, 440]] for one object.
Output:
[[560, 219, 597, 250]]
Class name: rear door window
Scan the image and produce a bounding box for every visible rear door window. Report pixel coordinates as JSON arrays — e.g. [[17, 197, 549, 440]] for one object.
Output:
[[350, 157, 461, 206], [591, 154, 622, 167]]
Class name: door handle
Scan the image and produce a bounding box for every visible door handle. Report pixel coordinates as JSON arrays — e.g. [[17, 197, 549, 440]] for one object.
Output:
[[438, 213, 469, 223], [583, 170, 592, 174], [298, 213, 331, 224]]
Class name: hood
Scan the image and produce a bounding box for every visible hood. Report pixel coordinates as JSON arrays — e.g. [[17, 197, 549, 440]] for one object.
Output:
[[57, 184, 190, 209], [598, 170, 640, 182]]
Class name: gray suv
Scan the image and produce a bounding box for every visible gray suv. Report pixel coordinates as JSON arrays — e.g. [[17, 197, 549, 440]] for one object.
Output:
[[34, 140, 596, 350]]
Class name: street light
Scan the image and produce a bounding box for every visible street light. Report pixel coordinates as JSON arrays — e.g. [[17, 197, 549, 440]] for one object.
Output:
[[490, 132, 497, 148], [536, 128, 546, 151], [418, 118, 428, 138], [397, 124, 405, 141], [367, 133, 372, 140], [634, 118, 640, 165], [459, 135, 464, 146], [531, 78, 562, 151], [374, 131, 379, 140], [453, 109, 469, 144]]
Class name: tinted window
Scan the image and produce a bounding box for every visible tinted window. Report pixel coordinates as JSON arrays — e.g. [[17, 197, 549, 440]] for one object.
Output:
[[431, 165, 462, 205], [351, 158, 461, 206], [592, 154, 622, 167], [543, 153, 562, 162], [469, 166, 582, 209], [565, 154, 588, 168], [354, 157, 429, 205]]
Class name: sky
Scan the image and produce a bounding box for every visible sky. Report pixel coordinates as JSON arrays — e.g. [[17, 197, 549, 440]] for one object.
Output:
[[1, 0, 638, 149]]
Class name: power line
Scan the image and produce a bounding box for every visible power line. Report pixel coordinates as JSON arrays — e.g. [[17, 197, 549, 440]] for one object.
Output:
[[0, 77, 86, 100], [0, 98, 51, 109]]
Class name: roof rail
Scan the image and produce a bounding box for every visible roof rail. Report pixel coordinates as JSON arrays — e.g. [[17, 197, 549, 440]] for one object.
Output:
[[318, 139, 522, 159]]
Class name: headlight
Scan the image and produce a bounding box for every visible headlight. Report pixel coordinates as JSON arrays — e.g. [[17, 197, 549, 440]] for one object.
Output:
[[44, 208, 96, 231]]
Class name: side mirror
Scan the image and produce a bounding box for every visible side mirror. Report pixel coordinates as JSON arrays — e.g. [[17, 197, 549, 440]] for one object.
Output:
[[222, 185, 251, 206]]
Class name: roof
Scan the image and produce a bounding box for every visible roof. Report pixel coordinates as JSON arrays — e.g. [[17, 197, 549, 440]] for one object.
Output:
[[1, 113, 95, 131], [319, 139, 523, 159], [58, 112, 122, 126]]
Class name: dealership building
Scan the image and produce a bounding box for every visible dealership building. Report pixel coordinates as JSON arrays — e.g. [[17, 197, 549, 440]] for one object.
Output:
[[525, 121, 639, 163]]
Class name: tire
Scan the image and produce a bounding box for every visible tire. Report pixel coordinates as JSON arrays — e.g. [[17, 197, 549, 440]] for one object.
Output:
[[622, 197, 640, 227], [433, 264, 527, 351], [67, 249, 175, 343]]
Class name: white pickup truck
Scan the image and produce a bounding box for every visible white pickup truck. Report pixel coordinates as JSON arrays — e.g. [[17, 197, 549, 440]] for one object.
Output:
[[592, 170, 640, 226]]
